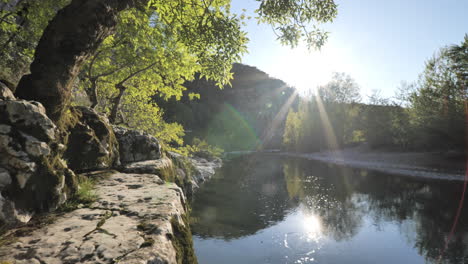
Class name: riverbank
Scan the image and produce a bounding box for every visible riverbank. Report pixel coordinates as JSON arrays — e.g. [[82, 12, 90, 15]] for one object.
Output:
[[278, 146, 466, 181], [0, 154, 221, 263]]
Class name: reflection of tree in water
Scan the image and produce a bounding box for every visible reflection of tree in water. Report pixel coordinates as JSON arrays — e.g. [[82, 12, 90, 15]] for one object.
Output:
[[192, 154, 468, 263], [283, 157, 468, 264], [283, 158, 364, 241], [190, 154, 296, 239]]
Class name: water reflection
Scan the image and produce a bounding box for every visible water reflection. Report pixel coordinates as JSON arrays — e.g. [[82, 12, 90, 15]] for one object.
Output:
[[191, 154, 468, 264]]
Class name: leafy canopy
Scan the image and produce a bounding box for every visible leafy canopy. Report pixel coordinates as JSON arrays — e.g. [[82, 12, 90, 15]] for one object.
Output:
[[77, 0, 337, 146]]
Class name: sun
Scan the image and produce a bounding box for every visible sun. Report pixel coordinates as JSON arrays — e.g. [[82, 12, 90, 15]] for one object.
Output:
[[267, 44, 343, 95], [302, 214, 323, 241]]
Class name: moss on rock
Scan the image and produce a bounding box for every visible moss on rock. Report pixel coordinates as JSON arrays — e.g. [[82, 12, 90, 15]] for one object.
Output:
[[170, 214, 198, 264], [62, 106, 119, 172]]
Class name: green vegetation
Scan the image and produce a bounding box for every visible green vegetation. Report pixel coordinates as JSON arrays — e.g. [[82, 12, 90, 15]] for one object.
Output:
[[2, 0, 338, 151], [60, 176, 98, 211], [283, 36, 467, 154], [170, 215, 198, 264], [179, 138, 224, 160], [157, 64, 297, 151]]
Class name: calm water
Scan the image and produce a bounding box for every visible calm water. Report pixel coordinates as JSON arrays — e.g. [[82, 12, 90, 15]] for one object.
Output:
[[190, 154, 468, 264]]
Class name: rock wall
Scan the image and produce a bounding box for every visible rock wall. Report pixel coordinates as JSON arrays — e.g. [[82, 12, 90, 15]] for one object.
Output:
[[0, 84, 74, 225]]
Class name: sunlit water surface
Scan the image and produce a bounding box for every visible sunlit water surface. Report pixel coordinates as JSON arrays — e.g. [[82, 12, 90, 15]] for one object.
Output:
[[190, 154, 468, 264]]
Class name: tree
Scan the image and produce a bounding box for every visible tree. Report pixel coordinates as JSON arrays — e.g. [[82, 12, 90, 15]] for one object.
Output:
[[318, 72, 361, 104], [317, 72, 361, 146], [409, 41, 467, 150], [14, 0, 145, 121], [12, 0, 338, 123]]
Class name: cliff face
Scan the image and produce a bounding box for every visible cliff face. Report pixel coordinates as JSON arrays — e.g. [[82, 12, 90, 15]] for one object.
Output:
[[0, 84, 220, 263]]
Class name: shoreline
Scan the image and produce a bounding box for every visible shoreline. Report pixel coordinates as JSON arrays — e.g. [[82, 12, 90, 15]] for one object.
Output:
[[273, 147, 466, 181]]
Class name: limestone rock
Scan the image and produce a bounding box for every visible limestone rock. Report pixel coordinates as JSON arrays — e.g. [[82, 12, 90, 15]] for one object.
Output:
[[0, 168, 11, 188], [0, 99, 69, 225], [0, 100, 56, 142], [122, 157, 173, 177], [167, 151, 221, 197], [0, 82, 14, 101], [0, 173, 194, 264], [64, 106, 119, 172], [113, 126, 161, 164], [190, 156, 222, 184]]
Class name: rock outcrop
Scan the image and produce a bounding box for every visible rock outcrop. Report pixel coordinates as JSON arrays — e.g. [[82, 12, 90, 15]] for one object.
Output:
[[63, 106, 119, 172], [113, 126, 161, 164], [168, 152, 222, 198], [0, 172, 195, 264], [0, 88, 74, 225], [0, 85, 221, 263]]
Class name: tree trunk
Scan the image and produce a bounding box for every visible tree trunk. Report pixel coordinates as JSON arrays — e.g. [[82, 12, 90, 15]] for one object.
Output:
[[14, 0, 146, 122], [88, 78, 99, 109], [109, 84, 126, 124]]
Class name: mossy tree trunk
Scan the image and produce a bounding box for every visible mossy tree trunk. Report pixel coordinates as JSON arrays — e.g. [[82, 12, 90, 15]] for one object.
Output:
[[14, 0, 148, 122]]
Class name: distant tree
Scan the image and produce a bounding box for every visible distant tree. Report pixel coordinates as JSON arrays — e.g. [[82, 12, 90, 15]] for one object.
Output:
[[394, 81, 417, 107], [318, 72, 361, 146], [318, 72, 361, 104]]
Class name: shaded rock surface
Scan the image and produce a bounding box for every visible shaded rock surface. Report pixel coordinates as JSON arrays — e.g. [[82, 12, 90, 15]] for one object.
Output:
[[0, 87, 72, 225], [64, 106, 119, 172], [0, 172, 192, 264], [113, 126, 161, 164]]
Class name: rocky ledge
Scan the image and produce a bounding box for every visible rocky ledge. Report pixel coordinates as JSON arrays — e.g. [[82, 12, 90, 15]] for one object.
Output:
[[0, 172, 195, 264], [0, 84, 221, 263]]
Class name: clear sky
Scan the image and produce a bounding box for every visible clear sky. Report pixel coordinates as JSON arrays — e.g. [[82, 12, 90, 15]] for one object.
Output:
[[231, 0, 468, 99]]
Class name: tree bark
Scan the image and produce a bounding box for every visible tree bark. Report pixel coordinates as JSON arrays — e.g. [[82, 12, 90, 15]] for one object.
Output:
[[88, 78, 99, 109], [109, 84, 126, 124], [14, 0, 146, 122]]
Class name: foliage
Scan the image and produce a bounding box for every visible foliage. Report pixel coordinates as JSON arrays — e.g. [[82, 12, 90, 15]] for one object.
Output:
[[156, 64, 297, 151], [318, 72, 361, 104], [4, 0, 339, 150], [178, 138, 223, 159], [0, 0, 70, 83], [408, 39, 467, 150], [256, 0, 338, 49]]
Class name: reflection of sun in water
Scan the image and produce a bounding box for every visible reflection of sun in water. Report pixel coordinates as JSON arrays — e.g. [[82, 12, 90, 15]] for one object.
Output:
[[302, 214, 323, 242]]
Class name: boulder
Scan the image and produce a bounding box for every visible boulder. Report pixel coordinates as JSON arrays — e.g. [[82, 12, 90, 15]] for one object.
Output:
[[63, 106, 119, 172], [189, 156, 222, 184], [113, 126, 161, 164], [122, 157, 174, 180], [0, 96, 73, 225]]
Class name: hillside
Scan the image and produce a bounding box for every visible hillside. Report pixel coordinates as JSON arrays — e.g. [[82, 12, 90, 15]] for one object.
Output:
[[157, 63, 298, 151]]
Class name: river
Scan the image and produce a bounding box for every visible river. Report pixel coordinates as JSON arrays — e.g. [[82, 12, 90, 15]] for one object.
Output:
[[190, 153, 467, 264]]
